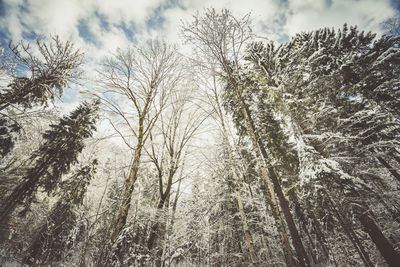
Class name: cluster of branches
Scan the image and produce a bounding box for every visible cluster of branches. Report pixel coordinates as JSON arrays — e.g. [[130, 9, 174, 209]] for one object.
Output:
[[0, 36, 99, 266], [2, 8, 400, 267], [177, 8, 400, 267]]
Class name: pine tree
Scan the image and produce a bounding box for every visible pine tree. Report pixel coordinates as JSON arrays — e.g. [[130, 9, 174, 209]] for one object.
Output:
[[245, 25, 400, 266], [24, 161, 97, 265], [0, 100, 99, 233], [0, 36, 84, 111], [182, 9, 309, 266], [0, 117, 20, 159]]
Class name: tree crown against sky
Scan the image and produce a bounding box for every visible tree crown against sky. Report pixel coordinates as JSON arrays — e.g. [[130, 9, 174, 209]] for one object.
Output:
[[0, 0, 399, 113], [1, 2, 400, 267]]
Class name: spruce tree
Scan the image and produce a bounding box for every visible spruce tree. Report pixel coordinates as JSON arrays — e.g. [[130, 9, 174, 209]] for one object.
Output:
[[0, 117, 20, 159], [0, 100, 99, 232], [245, 25, 400, 266], [0, 36, 84, 111], [24, 161, 97, 265]]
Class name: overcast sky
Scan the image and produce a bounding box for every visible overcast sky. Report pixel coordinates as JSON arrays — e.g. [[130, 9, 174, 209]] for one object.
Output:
[[0, 0, 399, 111]]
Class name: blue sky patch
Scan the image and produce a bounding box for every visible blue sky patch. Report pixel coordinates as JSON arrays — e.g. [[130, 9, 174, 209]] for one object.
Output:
[[78, 19, 99, 47]]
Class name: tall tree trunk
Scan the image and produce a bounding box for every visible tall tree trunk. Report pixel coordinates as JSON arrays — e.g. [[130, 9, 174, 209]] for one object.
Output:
[[169, 170, 183, 230], [239, 97, 310, 267], [262, 160, 311, 267], [148, 196, 167, 250], [371, 181, 400, 224], [213, 83, 259, 265], [110, 124, 144, 244], [324, 190, 374, 267], [308, 208, 335, 266], [292, 200, 318, 264], [376, 156, 400, 183], [233, 86, 296, 267], [298, 122, 385, 267], [358, 211, 400, 267]]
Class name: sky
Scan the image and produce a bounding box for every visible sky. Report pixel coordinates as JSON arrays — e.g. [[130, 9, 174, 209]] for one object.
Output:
[[0, 0, 399, 112]]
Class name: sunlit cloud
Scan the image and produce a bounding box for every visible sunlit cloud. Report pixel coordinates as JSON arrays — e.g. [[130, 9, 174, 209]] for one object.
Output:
[[0, 0, 398, 113]]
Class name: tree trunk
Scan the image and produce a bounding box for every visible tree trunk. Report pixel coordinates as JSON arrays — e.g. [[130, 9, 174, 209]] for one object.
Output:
[[298, 124, 376, 267], [306, 206, 333, 265], [376, 156, 400, 183], [213, 83, 259, 265], [240, 98, 310, 267], [110, 127, 144, 244], [263, 160, 311, 267], [293, 201, 317, 264], [324, 191, 374, 267], [359, 211, 400, 267], [169, 172, 182, 230], [148, 196, 167, 250], [233, 86, 296, 267]]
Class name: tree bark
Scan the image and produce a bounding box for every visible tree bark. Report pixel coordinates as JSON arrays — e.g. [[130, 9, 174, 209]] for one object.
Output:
[[359, 211, 400, 267], [110, 124, 144, 244], [293, 201, 318, 264], [148, 196, 167, 250], [213, 81, 259, 265], [309, 208, 335, 265], [324, 191, 374, 267], [376, 156, 400, 183], [233, 86, 296, 267], [241, 98, 310, 267]]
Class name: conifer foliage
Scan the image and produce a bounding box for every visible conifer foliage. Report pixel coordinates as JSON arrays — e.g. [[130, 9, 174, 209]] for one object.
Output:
[[244, 24, 400, 266], [0, 36, 84, 111], [1, 9, 400, 267], [24, 161, 97, 265], [0, 100, 99, 229]]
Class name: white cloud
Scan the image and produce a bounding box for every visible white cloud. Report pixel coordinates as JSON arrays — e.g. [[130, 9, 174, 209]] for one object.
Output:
[[23, 0, 85, 39], [1, 0, 396, 53], [0, 0, 398, 117], [95, 0, 164, 27], [284, 0, 396, 36]]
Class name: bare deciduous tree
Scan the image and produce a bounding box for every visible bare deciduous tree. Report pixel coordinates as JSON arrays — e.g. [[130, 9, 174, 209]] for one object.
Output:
[[145, 87, 208, 257], [182, 8, 310, 267], [383, 16, 400, 35], [94, 41, 183, 248]]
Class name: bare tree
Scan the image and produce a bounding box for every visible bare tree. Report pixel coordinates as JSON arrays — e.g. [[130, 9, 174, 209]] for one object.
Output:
[[182, 8, 310, 267], [145, 87, 208, 257], [95, 41, 183, 248], [383, 16, 400, 35]]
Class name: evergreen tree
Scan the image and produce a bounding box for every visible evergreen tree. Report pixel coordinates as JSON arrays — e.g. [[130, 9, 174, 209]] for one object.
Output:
[[182, 9, 310, 266], [245, 25, 400, 266], [0, 100, 99, 233], [24, 161, 97, 265], [0, 36, 84, 111], [0, 117, 20, 159]]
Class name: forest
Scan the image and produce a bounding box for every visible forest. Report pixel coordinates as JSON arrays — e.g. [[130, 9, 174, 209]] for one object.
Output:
[[1, 8, 400, 267]]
